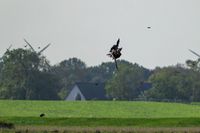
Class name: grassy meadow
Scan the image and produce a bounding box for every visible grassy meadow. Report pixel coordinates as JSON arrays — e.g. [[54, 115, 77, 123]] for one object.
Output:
[[1, 100, 200, 118], [1, 100, 200, 132]]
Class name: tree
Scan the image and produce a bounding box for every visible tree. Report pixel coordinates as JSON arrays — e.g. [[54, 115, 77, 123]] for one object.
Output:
[[144, 65, 200, 101], [29, 71, 60, 100], [105, 61, 151, 100], [0, 48, 59, 99], [0, 61, 3, 80], [186, 59, 200, 72], [53, 57, 87, 99], [186, 49, 200, 72], [85, 62, 116, 82]]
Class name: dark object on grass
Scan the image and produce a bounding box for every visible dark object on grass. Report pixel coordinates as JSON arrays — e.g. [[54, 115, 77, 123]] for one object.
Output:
[[95, 130, 101, 133], [40, 113, 45, 117], [51, 129, 59, 133], [0, 122, 14, 129]]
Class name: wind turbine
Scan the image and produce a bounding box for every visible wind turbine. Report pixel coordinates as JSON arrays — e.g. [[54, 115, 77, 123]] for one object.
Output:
[[189, 49, 200, 58], [23, 39, 52, 70], [23, 39, 51, 55], [187, 49, 200, 69]]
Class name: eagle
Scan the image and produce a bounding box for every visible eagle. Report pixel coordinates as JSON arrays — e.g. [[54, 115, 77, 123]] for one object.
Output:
[[107, 38, 122, 70]]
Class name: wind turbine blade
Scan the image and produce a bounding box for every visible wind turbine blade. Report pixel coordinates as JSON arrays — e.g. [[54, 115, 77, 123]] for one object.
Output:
[[7, 44, 12, 51], [45, 60, 51, 68], [38, 43, 51, 55], [44, 59, 58, 73], [3, 44, 12, 55], [189, 49, 200, 58], [24, 39, 36, 52]]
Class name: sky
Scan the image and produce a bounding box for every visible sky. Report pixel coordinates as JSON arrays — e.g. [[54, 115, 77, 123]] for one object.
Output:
[[0, 0, 200, 69]]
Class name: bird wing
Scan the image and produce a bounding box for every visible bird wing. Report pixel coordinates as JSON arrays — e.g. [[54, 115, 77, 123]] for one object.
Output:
[[116, 38, 120, 46], [189, 49, 200, 58]]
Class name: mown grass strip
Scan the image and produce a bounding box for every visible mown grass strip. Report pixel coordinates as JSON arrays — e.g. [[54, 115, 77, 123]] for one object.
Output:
[[11, 126, 200, 133], [1, 100, 200, 118], [1, 117, 200, 127]]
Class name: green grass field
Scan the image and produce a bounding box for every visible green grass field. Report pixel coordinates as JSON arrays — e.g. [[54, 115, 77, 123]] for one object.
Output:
[[1, 100, 200, 132], [0, 100, 200, 118]]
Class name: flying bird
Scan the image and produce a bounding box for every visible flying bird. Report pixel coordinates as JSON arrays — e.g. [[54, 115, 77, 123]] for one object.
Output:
[[107, 39, 122, 70]]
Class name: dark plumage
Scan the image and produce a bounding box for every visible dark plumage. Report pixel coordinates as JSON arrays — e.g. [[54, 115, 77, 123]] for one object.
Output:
[[40, 113, 45, 117], [110, 38, 120, 52], [112, 48, 122, 59], [116, 38, 120, 46], [107, 38, 122, 70]]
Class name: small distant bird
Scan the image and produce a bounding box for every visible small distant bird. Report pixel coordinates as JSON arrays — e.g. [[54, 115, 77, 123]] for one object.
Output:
[[38, 47, 40, 49], [40, 113, 45, 117], [147, 27, 151, 29]]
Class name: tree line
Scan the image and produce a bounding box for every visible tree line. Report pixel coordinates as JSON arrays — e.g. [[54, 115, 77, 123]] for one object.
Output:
[[0, 47, 200, 101]]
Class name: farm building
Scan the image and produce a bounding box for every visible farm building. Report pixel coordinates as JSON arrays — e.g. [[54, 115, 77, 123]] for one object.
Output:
[[65, 82, 107, 101]]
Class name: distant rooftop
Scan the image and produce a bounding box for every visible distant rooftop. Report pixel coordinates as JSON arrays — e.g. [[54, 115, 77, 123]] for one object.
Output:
[[75, 82, 107, 100]]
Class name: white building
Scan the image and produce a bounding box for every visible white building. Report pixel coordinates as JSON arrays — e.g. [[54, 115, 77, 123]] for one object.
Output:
[[65, 82, 107, 101]]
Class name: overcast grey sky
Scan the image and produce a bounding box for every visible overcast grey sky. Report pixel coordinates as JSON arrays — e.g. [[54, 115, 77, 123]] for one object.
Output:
[[0, 0, 200, 69]]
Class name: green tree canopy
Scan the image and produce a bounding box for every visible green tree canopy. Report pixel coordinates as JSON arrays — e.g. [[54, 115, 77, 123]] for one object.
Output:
[[105, 61, 151, 100], [186, 59, 200, 72], [53, 57, 87, 99], [144, 65, 200, 101], [85, 62, 116, 82], [0, 48, 59, 99]]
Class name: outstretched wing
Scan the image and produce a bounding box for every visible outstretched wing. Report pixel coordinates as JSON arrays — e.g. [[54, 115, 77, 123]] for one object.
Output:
[[189, 49, 200, 58], [116, 38, 120, 46]]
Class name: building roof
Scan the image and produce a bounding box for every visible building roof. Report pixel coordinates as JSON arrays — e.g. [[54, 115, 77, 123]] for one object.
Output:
[[75, 82, 106, 100], [140, 82, 152, 91]]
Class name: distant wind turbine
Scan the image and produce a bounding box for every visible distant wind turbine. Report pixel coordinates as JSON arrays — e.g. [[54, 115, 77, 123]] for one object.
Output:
[[189, 49, 200, 58], [23, 38, 52, 70]]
